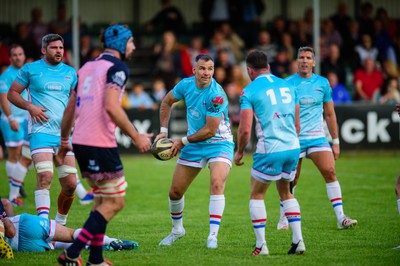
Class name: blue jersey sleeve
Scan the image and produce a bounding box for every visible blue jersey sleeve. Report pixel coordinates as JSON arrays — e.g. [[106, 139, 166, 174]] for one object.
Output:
[[0, 75, 8, 93], [106, 62, 128, 90], [206, 91, 228, 118], [294, 86, 299, 104], [239, 89, 253, 110], [171, 80, 184, 100], [322, 78, 332, 103], [71, 71, 78, 90], [15, 64, 30, 87]]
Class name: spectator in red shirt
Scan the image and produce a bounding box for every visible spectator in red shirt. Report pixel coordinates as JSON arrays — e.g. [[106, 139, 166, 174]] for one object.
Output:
[[353, 57, 383, 101]]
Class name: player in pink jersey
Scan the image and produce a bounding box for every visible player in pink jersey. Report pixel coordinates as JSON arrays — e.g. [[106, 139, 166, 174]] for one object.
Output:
[[56, 24, 152, 266]]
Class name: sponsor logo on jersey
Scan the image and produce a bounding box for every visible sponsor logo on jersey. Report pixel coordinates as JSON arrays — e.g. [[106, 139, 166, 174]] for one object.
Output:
[[88, 160, 100, 171], [212, 96, 224, 105], [273, 112, 292, 119], [299, 96, 317, 105], [112, 71, 126, 87], [39, 219, 48, 227], [45, 82, 64, 91], [209, 96, 224, 113], [188, 107, 202, 120], [80, 95, 94, 103]]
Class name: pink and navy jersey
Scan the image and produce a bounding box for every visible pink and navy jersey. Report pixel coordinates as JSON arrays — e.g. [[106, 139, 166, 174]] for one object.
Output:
[[72, 53, 128, 147]]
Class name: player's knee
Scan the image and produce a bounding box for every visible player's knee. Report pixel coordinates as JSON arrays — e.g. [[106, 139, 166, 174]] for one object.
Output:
[[210, 182, 225, 195], [62, 181, 77, 195], [99, 197, 125, 215], [20, 157, 32, 168], [322, 166, 336, 182], [35, 161, 54, 174], [57, 165, 77, 178], [114, 199, 125, 211], [21, 146, 32, 160], [37, 174, 52, 189], [8, 153, 19, 162], [35, 161, 54, 188], [250, 192, 265, 200], [169, 189, 183, 200]]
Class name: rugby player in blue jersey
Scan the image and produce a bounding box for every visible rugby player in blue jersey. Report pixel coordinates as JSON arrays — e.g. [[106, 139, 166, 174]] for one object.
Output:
[[277, 47, 357, 230], [156, 54, 234, 249]]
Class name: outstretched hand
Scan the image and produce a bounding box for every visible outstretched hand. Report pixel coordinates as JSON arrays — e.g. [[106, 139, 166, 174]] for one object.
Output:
[[134, 133, 153, 153], [154, 132, 167, 142]]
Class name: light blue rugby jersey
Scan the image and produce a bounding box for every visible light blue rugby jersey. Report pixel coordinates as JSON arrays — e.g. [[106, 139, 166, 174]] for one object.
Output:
[[15, 59, 77, 136], [172, 77, 233, 143], [0, 65, 29, 122], [240, 74, 299, 154], [285, 73, 331, 140]]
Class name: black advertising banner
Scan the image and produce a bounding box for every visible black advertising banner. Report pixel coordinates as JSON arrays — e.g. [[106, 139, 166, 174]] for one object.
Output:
[[117, 105, 400, 153], [334, 104, 400, 150]]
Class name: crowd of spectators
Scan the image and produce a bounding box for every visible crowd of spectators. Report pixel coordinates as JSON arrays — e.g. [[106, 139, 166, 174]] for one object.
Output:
[[0, 4, 101, 70], [140, 0, 400, 118], [143, 0, 400, 117], [1, 1, 400, 124]]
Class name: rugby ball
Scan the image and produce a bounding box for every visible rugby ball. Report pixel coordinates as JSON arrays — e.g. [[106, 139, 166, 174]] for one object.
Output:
[[151, 138, 173, 161]]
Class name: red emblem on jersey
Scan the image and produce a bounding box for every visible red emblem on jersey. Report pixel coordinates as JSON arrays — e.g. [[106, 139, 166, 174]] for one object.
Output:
[[212, 96, 224, 105]]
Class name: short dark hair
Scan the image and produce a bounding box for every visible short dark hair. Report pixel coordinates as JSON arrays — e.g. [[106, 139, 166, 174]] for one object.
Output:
[[9, 44, 23, 56], [297, 46, 315, 58], [42, 33, 64, 49], [195, 54, 213, 63], [245, 50, 268, 69]]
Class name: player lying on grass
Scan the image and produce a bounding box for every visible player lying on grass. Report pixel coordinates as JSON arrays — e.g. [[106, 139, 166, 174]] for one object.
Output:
[[0, 198, 137, 257]]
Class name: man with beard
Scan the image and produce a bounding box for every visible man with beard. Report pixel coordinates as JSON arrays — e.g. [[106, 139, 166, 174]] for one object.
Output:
[[8, 34, 78, 226]]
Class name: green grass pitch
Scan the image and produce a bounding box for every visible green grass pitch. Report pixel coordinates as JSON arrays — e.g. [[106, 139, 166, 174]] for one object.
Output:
[[0, 153, 399, 265]]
